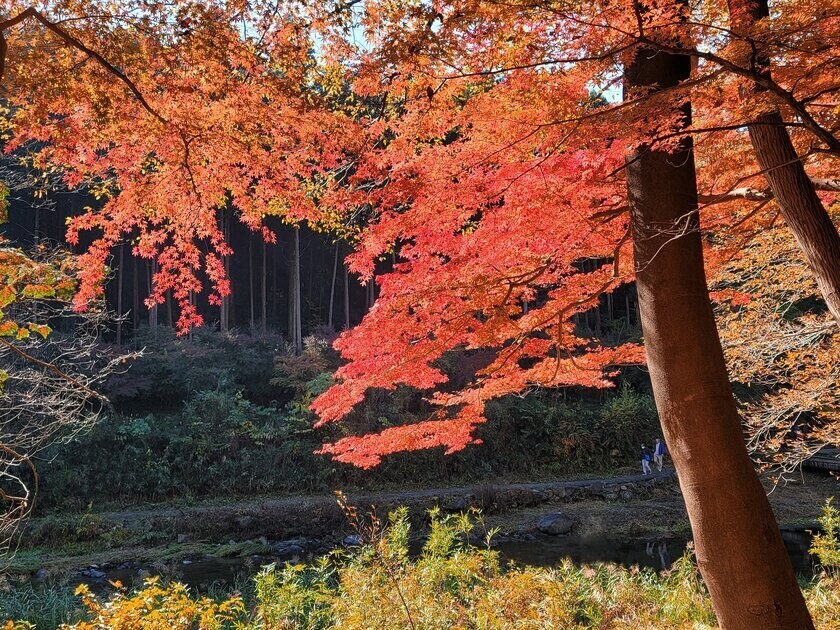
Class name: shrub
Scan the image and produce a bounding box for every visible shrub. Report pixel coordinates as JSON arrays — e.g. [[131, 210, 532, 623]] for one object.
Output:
[[61, 579, 246, 630], [595, 382, 660, 455], [6, 509, 840, 628], [811, 498, 840, 572]]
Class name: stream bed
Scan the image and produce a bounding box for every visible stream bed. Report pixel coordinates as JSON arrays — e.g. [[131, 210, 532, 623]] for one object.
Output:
[[56, 528, 818, 593]]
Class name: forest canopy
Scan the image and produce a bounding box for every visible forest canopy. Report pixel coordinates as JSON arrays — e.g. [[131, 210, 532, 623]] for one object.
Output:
[[0, 2, 838, 626]]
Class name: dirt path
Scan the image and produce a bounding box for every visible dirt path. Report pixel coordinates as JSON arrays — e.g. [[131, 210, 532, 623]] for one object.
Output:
[[100, 468, 677, 531]]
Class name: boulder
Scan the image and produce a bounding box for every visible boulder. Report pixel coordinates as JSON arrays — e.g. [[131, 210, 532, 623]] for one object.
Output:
[[274, 542, 305, 556], [343, 534, 363, 547], [537, 512, 575, 536], [445, 496, 472, 512]]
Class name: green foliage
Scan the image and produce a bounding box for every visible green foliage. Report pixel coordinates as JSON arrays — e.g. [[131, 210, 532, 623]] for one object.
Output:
[[36, 387, 325, 510], [8, 509, 840, 629], [596, 383, 661, 454], [102, 327, 283, 407], [34, 326, 656, 512], [36, 378, 657, 512], [811, 498, 840, 572], [0, 581, 86, 629]]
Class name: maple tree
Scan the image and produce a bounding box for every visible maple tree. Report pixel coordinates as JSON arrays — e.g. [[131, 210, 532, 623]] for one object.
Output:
[[714, 222, 839, 473], [305, 0, 839, 462], [725, 0, 840, 325], [302, 1, 837, 626], [1, 0, 364, 333], [0, 0, 838, 626]]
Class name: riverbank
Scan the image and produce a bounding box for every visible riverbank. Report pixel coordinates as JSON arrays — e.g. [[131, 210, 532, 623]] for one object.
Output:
[[12, 470, 836, 583], [5, 500, 840, 630]]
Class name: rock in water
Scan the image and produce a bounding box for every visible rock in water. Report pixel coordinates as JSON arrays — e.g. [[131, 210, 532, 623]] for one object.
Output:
[[537, 512, 575, 535]]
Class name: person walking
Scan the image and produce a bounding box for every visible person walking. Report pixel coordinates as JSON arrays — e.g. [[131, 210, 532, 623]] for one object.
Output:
[[653, 438, 667, 472], [640, 444, 652, 475]]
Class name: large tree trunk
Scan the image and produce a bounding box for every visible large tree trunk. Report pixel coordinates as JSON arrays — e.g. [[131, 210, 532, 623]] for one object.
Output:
[[728, 0, 840, 325], [624, 40, 814, 630]]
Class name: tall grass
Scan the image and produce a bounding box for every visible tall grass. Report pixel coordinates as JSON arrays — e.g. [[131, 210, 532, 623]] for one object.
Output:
[[4, 500, 839, 629], [0, 581, 85, 629]]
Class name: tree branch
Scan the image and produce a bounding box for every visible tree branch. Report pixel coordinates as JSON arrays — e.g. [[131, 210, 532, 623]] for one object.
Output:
[[0, 7, 167, 126], [698, 176, 840, 206]]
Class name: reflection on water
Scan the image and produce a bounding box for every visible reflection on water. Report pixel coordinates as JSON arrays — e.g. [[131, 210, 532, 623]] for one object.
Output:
[[645, 539, 672, 570], [494, 535, 687, 573], [494, 529, 815, 578], [49, 529, 818, 592]]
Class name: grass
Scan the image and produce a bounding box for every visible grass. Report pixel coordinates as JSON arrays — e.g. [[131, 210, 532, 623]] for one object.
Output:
[[2, 500, 838, 629], [0, 581, 87, 629]]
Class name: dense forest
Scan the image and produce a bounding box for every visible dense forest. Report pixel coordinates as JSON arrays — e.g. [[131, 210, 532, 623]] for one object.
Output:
[[3, 183, 654, 512], [0, 0, 838, 628]]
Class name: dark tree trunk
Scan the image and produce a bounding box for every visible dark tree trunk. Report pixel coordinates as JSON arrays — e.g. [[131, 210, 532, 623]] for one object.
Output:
[[294, 228, 302, 352], [289, 226, 302, 353], [725, 0, 840, 325], [220, 211, 231, 332], [188, 291, 194, 342], [148, 259, 158, 334], [249, 231, 255, 329], [261, 237, 267, 333], [328, 244, 339, 330], [343, 261, 350, 330], [624, 38, 814, 630], [366, 274, 375, 311], [116, 243, 124, 346], [132, 253, 139, 333]]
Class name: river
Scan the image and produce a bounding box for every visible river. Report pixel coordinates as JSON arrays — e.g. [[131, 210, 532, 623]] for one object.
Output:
[[69, 528, 816, 593]]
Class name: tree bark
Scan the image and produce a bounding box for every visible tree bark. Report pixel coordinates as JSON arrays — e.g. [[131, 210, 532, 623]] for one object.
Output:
[[115, 243, 124, 346], [624, 38, 814, 630], [294, 228, 302, 353], [220, 211, 231, 333], [289, 226, 303, 354], [261, 237, 267, 333], [249, 231, 255, 329], [132, 253, 139, 333], [728, 0, 840, 325], [328, 244, 339, 330], [148, 259, 158, 334], [343, 261, 350, 330]]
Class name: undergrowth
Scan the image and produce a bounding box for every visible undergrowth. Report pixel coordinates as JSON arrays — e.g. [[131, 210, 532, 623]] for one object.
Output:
[[3, 499, 838, 629]]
